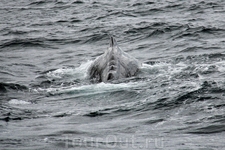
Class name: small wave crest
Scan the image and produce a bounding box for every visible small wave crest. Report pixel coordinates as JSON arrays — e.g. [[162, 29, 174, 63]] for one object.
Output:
[[38, 80, 145, 96], [46, 60, 92, 80], [8, 99, 31, 105], [0, 38, 51, 50]]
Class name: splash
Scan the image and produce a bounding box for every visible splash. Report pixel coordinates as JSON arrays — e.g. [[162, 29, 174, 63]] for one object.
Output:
[[46, 60, 93, 80], [8, 99, 31, 105]]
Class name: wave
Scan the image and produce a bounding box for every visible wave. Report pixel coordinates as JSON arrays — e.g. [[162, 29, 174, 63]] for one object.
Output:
[[187, 1, 222, 11], [0, 37, 83, 50], [172, 26, 225, 40], [28, 0, 55, 6], [180, 46, 221, 53], [0, 82, 27, 93], [124, 20, 225, 41], [0, 38, 51, 49], [56, 18, 82, 23], [72, 0, 84, 4], [28, 0, 84, 7], [189, 124, 225, 134], [0, 103, 40, 122]]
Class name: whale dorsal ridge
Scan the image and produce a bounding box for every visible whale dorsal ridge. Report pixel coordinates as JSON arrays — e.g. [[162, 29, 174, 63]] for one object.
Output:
[[109, 36, 117, 47]]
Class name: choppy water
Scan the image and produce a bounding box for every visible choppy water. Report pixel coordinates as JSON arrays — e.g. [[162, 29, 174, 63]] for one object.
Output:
[[1, 0, 225, 149]]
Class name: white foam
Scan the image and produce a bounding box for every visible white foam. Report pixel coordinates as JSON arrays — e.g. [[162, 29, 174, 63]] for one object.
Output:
[[215, 61, 225, 72], [46, 60, 93, 79], [170, 62, 187, 74], [8, 99, 31, 105], [141, 62, 189, 78], [44, 81, 146, 95], [141, 62, 170, 69]]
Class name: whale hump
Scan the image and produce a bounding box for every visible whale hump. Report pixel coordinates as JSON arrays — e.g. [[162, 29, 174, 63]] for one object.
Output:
[[88, 36, 141, 83], [109, 36, 117, 47]]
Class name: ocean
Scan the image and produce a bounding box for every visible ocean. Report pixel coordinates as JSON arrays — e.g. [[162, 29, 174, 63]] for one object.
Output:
[[0, 0, 225, 149]]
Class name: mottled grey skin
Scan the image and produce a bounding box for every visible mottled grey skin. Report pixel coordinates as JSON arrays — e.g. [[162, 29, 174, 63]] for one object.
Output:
[[88, 36, 141, 83]]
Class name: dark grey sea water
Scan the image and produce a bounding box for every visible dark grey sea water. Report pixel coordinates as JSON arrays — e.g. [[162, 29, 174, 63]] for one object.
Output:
[[1, 0, 225, 149]]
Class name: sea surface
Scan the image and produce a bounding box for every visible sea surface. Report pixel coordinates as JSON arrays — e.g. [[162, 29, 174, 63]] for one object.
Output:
[[1, 0, 225, 149]]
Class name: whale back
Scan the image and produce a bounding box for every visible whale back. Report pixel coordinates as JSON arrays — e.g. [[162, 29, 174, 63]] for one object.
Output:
[[88, 36, 141, 83]]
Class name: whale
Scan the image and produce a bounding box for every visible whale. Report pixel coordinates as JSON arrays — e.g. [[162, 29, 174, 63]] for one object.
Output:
[[88, 36, 141, 83]]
